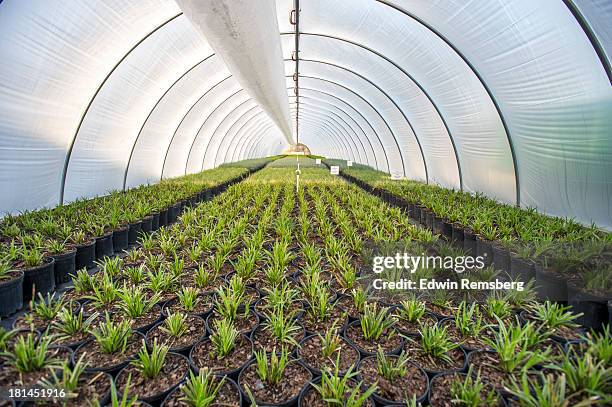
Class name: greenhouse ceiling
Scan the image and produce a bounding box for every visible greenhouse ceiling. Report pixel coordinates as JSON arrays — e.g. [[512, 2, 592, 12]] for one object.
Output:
[[0, 0, 610, 229]]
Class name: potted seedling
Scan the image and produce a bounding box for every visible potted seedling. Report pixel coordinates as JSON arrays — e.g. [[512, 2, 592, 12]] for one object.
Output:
[[45, 237, 77, 285], [521, 301, 584, 342], [161, 369, 242, 406], [402, 324, 466, 376], [163, 286, 214, 317], [147, 312, 206, 354], [468, 317, 550, 395], [207, 285, 259, 336], [239, 347, 311, 406], [358, 347, 429, 405], [50, 305, 98, 349], [344, 303, 403, 356], [297, 358, 376, 407], [74, 314, 143, 373], [252, 304, 304, 353], [392, 297, 437, 337], [15, 242, 55, 302], [441, 301, 493, 352], [115, 285, 163, 332], [12, 292, 70, 332], [0, 257, 24, 316], [298, 323, 360, 377], [40, 355, 113, 406], [301, 286, 347, 334], [115, 340, 189, 404], [428, 369, 501, 407], [190, 317, 253, 377], [0, 333, 67, 387]]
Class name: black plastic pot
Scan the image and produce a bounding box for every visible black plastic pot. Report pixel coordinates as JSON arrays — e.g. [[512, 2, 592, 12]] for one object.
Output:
[[51, 248, 77, 285], [476, 238, 493, 267], [22, 257, 55, 303], [95, 233, 114, 260], [491, 244, 510, 274], [510, 256, 535, 282], [141, 216, 153, 234], [609, 301, 612, 328], [151, 212, 160, 231], [567, 281, 609, 330], [158, 209, 168, 227], [75, 240, 96, 270], [358, 356, 429, 405], [425, 212, 434, 231], [463, 230, 477, 256], [451, 224, 464, 246], [127, 221, 142, 245], [0, 270, 24, 316], [535, 264, 567, 302], [167, 204, 180, 224], [112, 227, 128, 252], [239, 359, 311, 407], [115, 352, 189, 404]]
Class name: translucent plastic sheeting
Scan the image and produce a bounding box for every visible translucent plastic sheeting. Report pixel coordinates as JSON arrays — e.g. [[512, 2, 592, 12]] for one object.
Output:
[[289, 95, 379, 168], [290, 104, 364, 164], [0, 0, 181, 213], [282, 34, 459, 187], [279, 0, 514, 200], [294, 0, 610, 228], [126, 55, 231, 188], [64, 16, 217, 202], [219, 110, 269, 164], [286, 76, 405, 177], [573, 0, 612, 70], [162, 78, 242, 179], [293, 90, 390, 172], [176, 0, 293, 143]]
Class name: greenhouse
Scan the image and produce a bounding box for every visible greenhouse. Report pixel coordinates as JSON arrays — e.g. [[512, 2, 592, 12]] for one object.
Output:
[[0, 0, 610, 406]]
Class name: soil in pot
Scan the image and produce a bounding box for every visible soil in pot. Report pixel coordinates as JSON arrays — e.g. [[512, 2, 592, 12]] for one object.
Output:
[[439, 319, 494, 352], [468, 351, 525, 394], [299, 378, 374, 407], [0, 345, 72, 387], [163, 293, 215, 317], [402, 338, 466, 375], [344, 321, 403, 356], [298, 334, 359, 376], [162, 376, 241, 407], [300, 306, 347, 334], [115, 353, 189, 402], [251, 323, 305, 353], [429, 372, 503, 407], [113, 306, 163, 332], [190, 334, 253, 375], [0, 270, 24, 316], [146, 315, 206, 353], [359, 356, 428, 404], [57, 371, 112, 407], [206, 310, 259, 336], [239, 359, 311, 406], [75, 332, 143, 373], [393, 313, 437, 337]]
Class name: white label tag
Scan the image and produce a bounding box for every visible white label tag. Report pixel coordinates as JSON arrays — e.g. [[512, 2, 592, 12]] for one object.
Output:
[[315, 158, 321, 165], [347, 160, 353, 167], [330, 166, 340, 175]]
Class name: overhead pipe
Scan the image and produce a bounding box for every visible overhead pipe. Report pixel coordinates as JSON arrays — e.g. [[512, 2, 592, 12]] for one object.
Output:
[[175, 0, 294, 144]]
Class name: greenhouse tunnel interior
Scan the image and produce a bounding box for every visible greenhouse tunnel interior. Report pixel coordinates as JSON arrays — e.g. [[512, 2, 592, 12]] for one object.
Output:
[[1, 0, 612, 405], [0, 0, 609, 231]]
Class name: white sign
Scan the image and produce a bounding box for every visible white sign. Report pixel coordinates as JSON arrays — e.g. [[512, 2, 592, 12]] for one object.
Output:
[[330, 166, 340, 175], [347, 160, 353, 167], [315, 158, 321, 165]]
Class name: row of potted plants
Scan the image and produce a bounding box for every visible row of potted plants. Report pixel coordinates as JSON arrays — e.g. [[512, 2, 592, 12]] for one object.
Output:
[[0, 165, 606, 406], [338, 166, 611, 330], [0, 160, 272, 317]]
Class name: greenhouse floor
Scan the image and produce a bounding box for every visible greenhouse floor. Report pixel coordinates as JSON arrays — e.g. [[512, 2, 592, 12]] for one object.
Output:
[[0, 160, 609, 406]]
